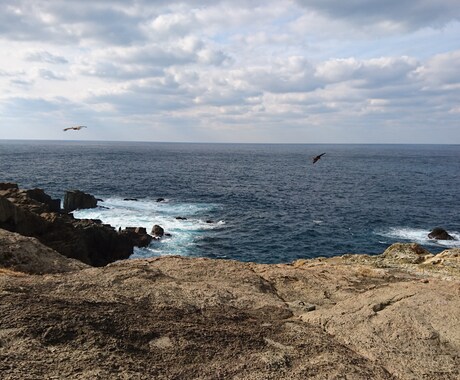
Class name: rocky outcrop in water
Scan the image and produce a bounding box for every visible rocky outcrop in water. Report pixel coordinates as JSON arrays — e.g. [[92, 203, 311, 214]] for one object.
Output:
[[0, 237, 459, 379], [428, 227, 455, 240], [151, 224, 164, 238], [63, 190, 98, 212], [0, 184, 148, 266]]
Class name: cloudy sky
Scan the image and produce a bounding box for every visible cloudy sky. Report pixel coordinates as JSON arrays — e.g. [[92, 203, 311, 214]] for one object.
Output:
[[1, 0, 459, 143]]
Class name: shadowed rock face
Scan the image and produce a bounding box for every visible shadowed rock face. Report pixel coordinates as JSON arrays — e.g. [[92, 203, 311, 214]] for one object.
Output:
[[63, 190, 97, 212], [0, 241, 459, 379], [0, 229, 88, 274]]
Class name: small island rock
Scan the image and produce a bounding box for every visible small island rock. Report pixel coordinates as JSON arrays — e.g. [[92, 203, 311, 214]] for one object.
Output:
[[428, 227, 455, 241]]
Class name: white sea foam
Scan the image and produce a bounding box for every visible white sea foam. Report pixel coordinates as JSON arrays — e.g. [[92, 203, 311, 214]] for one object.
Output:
[[376, 227, 460, 248], [73, 197, 224, 257]]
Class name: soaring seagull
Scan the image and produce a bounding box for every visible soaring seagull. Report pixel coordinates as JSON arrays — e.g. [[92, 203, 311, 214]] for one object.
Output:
[[63, 125, 87, 131], [313, 152, 326, 164]]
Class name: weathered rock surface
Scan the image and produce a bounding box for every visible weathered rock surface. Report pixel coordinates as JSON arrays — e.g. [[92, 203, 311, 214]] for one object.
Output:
[[0, 184, 149, 266], [0, 242, 459, 379], [0, 229, 88, 274]]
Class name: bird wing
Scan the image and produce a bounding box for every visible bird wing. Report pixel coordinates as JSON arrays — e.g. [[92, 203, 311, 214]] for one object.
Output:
[[312, 153, 326, 163], [63, 127, 72, 131]]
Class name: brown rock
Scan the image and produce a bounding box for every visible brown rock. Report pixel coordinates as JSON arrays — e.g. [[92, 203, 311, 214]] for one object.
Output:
[[0, 251, 459, 379], [381, 243, 433, 264], [0, 228, 88, 274]]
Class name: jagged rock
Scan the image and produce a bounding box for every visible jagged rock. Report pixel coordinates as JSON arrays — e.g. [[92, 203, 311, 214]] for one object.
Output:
[[151, 224, 164, 237], [63, 190, 97, 212], [24, 188, 61, 212], [0, 185, 139, 266], [121, 227, 152, 247], [428, 227, 455, 240]]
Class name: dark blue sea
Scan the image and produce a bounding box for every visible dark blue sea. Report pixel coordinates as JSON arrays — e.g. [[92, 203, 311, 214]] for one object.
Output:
[[1, 140, 459, 263]]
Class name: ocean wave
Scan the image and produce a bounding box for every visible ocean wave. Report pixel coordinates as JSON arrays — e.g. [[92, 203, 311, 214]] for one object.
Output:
[[376, 227, 460, 248], [73, 197, 225, 257]]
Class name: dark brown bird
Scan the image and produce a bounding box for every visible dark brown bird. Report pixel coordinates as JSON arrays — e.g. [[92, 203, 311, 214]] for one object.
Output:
[[312, 152, 326, 164], [63, 126, 87, 131]]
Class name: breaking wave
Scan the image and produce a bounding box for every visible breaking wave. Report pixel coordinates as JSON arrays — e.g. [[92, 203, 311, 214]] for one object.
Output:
[[73, 197, 225, 258], [376, 227, 460, 249]]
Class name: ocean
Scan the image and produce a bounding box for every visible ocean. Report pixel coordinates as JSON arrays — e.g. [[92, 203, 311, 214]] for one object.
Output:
[[1, 140, 459, 263]]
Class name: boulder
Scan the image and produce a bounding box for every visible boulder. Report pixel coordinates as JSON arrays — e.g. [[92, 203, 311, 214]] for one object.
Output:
[[428, 227, 455, 240], [63, 190, 97, 212], [151, 224, 164, 238]]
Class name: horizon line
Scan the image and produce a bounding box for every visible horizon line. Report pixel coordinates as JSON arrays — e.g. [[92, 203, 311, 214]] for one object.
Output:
[[1, 138, 459, 146]]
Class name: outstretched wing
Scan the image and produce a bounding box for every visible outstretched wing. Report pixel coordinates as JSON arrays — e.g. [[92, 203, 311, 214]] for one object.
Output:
[[312, 152, 326, 163], [63, 126, 87, 131]]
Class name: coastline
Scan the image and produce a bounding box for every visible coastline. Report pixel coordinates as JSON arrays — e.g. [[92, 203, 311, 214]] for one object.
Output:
[[1, 184, 459, 379]]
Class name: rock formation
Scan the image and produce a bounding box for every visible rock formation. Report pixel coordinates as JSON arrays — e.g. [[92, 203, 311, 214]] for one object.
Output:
[[428, 227, 455, 240], [0, 228, 88, 274], [0, 184, 150, 266], [0, 241, 459, 379], [151, 224, 164, 238], [63, 190, 98, 212]]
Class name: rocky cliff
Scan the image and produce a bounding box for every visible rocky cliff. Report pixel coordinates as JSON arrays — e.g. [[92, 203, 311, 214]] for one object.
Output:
[[0, 184, 151, 266], [0, 226, 459, 379]]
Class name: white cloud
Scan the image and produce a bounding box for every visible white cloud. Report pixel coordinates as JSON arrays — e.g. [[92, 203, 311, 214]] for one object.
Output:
[[0, 0, 459, 143]]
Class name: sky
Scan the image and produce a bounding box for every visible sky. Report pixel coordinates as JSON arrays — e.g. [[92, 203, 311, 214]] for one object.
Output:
[[0, 0, 459, 143]]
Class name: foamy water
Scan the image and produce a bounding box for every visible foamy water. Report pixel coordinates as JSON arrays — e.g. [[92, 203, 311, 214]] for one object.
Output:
[[376, 227, 460, 249], [74, 197, 226, 258]]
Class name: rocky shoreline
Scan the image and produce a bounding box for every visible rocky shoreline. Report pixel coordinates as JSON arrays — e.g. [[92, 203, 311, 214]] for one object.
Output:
[[0, 184, 459, 379], [0, 183, 154, 266]]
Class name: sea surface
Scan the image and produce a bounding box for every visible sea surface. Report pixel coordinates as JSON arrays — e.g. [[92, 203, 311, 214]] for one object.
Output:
[[1, 140, 459, 263]]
